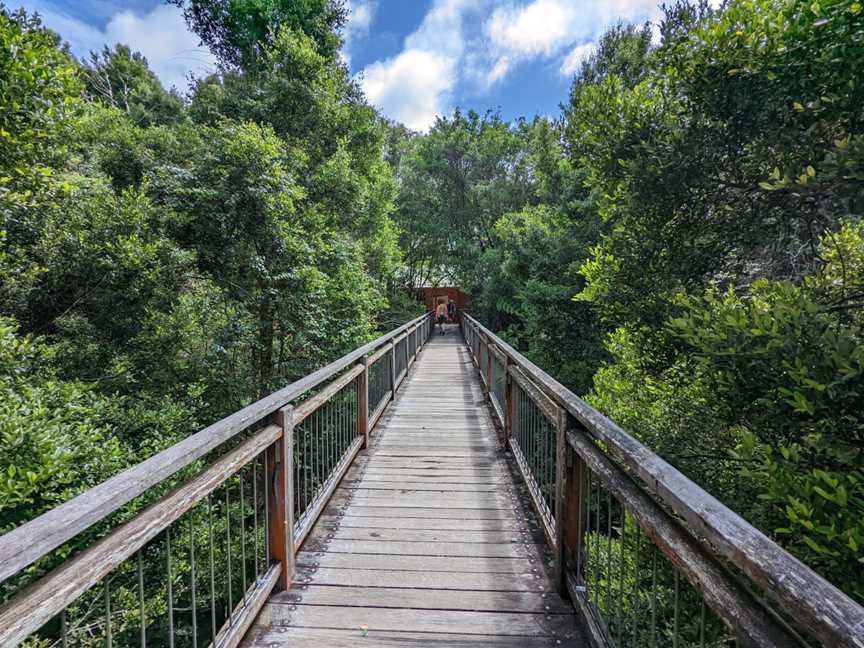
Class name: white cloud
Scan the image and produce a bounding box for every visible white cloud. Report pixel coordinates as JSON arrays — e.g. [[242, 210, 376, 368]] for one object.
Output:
[[342, 0, 377, 66], [482, 0, 660, 85], [487, 0, 581, 57], [362, 50, 454, 131], [359, 0, 478, 131], [560, 42, 595, 77], [22, 2, 214, 91], [487, 56, 511, 85]]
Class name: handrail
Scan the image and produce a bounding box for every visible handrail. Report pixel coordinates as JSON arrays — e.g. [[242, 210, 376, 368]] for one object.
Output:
[[0, 312, 434, 647], [0, 312, 430, 585], [462, 313, 864, 648]]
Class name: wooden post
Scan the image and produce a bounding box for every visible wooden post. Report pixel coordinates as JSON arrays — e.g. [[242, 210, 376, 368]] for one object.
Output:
[[564, 432, 588, 588], [403, 331, 409, 371], [357, 356, 369, 448], [270, 405, 295, 591], [504, 359, 514, 449], [486, 342, 494, 395], [554, 408, 568, 595], [389, 341, 396, 396]]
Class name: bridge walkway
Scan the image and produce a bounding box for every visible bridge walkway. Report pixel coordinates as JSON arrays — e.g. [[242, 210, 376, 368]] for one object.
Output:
[[243, 326, 585, 647]]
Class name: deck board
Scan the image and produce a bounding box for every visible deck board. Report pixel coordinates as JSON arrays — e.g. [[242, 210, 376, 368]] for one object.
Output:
[[244, 326, 585, 647]]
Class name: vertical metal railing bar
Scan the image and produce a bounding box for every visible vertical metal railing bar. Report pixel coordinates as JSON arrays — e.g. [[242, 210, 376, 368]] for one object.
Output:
[[224, 486, 233, 625], [633, 525, 641, 647], [239, 473, 247, 605], [617, 511, 625, 644], [189, 511, 198, 648], [252, 462, 259, 579], [137, 549, 146, 648], [673, 570, 681, 648], [606, 490, 612, 622], [208, 494, 216, 645], [651, 547, 658, 648], [104, 578, 112, 648], [60, 609, 68, 648], [166, 527, 175, 648]]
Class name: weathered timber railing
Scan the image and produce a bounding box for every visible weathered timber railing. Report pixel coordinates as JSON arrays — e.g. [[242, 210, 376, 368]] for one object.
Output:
[[462, 313, 864, 648], [0, 312, 433, 647]]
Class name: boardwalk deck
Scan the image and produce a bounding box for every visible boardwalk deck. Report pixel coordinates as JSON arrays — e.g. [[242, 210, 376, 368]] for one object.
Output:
[[243, 326, 585, 647]]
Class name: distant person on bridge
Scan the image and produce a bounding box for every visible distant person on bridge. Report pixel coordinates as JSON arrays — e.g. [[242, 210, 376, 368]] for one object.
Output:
[[448, 299, 456, 323], [436, 300, 447, 335]]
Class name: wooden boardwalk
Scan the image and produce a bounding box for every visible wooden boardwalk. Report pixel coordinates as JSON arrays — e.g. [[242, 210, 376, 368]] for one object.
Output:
[[244, 326, 585, 647]]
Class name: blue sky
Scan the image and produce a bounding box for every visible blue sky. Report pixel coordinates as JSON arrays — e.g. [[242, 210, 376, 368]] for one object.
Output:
[[15, 0, 667, 130]]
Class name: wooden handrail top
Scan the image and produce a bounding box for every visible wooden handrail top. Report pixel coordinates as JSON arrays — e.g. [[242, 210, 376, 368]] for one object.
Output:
[[0, 312, 432, 585], [463, 314, 864, 648]]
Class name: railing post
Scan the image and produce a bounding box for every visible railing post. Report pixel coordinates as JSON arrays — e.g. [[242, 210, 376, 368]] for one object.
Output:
[[403, 331, 409, 371], [389, 341, 396, 396], [270, 405, 295, 591], [504, 358, 514, 447], [564, 431, 588, 590], [554, 408, 569, 595], [486, 341, 494, 395], [357, 356, 369, 448]]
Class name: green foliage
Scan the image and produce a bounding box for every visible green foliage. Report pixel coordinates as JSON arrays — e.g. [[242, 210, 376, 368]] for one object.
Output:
[[571, 0, 864, 602], [83, 45, 185, 126], [170, 0, 347, 69], [0, 7, 80, 218]]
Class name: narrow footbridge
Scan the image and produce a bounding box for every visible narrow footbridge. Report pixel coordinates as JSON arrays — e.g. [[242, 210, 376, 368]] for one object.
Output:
[[2, 314, 863, 648]]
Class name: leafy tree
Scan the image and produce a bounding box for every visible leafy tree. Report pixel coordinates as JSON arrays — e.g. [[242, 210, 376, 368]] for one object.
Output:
[[170, 0, 347, 69], [83, 44, 185, 126]]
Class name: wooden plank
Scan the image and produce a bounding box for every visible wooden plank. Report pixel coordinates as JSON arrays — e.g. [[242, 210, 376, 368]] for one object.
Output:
[[271, 584, 572, 613], [344, 482, 506, 492], [0, 313, 431, 585], [243, 626, 577, 647], [465, 315, 864, 648], [301, 539, 533, 559], [296, 551, 540, 574], [316, 515, 518, 531], [0, 425, 281, 647], [310, 526, 523, 543], [293, 567, 552, 592], [256, 604, 579, 639]]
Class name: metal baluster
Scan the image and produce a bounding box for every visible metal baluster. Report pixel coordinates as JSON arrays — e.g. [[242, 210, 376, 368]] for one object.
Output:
[[137, 550, 146, 647], [104, 579, 112, 648], [60, 609, 68, 648], [606, 490, 612, 618], [650, 548, 658, 648], [264, 462, 270, 566], [253, 460, 260, 578], [208, 495, 216, 643], [225, 486, 233, 622], [618, 510, 625, 643], [585, 471, 592, 603], [239, 471, 247, 602], [673, 570, 681, 648], [632, 527, 641, 647], [576, 465, 585, 582], [167, 528, 175, 648], [189, 513, 198, 648], [594, 470, 601, 610]]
